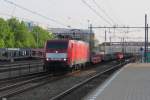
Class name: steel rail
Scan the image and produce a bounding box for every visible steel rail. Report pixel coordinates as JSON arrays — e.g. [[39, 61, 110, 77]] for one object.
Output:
[[0, 73, 52, 99], [0, 63, 43, 73], [50, 61, 128, 100], [0, 71, 47, 84], [0, 74, 51, 92], [0, 61, 43, 67]]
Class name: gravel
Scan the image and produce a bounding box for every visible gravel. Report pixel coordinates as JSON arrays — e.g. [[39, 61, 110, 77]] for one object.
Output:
[[8, 61, 118, 100]]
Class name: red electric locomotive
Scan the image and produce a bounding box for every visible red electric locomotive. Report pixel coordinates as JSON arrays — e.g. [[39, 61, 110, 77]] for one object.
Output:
[[44, 40, 89, 71]]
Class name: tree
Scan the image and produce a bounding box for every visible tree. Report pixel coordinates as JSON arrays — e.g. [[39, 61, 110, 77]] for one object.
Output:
[[31, 26, 53, 48], [0, 18, 15, 48], [7, 18, 36, 48], [7, 18, 23, 47], [5, 32, 15, 48], [0, 17, 54, 48], [0, 39, 5, 48]]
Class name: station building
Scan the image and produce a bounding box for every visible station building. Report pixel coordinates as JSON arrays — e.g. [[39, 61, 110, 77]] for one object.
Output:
[[48, 28, 95, 43]]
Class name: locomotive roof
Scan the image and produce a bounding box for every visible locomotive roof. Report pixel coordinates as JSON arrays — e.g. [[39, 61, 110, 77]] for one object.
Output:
[[47, 39, 69, 42], [48, 28, 94, 34]]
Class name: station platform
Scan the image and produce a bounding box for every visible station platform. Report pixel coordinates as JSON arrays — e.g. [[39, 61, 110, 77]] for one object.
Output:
[[84, 63, 150, 100]]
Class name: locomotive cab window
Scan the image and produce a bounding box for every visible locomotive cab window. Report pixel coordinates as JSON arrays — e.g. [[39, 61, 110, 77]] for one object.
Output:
[[46, 41, 68, 49]]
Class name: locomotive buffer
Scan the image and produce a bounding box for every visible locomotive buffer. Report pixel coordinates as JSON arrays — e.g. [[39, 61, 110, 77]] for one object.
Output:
[[84, 63, 150, 100]]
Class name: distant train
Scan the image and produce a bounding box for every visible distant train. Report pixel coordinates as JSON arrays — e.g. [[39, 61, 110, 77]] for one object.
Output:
[[43, 39, 126, 72], [0, 48, 31, 61], [0, 46, 132, 65], [0, 48, 45, 61]]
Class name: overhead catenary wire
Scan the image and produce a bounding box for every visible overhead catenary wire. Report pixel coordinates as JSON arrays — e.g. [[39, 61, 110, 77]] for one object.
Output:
[[3, 0, 67, 27], [92, 0, 117, 25], [92, 0, 129, 35], [2, 0, 143, 42], [82, 0, 132, 39], [92, 0, 140, 39], [91, 0, 143, 34], [91, 26, 150, 28], [91, 0, 144, 42], [0, 12, 53, 27], [81, 0, 112, 26], [99, 0, 124, 25], [92, 0, 125, 33]]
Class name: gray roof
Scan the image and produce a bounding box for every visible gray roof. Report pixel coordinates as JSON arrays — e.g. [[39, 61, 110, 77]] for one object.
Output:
[[48, 28, 94, 34]]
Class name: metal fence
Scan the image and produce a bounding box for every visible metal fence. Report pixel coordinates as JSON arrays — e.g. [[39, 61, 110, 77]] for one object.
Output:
[[0, 62, 44, 80]]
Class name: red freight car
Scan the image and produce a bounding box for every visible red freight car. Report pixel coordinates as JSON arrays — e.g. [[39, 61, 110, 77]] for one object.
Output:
[[116, 52, 124, 60], [44, 40, 89, 71], [31, 48, 45, 58], [91, 54, 102, 64]]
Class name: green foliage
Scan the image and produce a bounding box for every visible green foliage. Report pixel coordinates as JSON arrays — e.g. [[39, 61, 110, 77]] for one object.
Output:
[[31, 26, 53, 48], [0, 17, 54, 48], [0, 18, 12, 48], [0, 39, 5, 48], [5, 32, 15, 48]]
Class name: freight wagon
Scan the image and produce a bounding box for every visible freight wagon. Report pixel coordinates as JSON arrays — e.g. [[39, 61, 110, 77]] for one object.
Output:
[[0, 48, 31, 61]]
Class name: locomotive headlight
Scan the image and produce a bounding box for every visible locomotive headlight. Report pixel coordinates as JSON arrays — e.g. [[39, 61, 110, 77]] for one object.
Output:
[[46, 58, 49, 61], [64, 58, 67, 61]]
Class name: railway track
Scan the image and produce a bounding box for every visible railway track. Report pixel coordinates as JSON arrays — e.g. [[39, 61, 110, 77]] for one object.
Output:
[[0, 60, 43, 68], [0, 72, 52, 99], [0, 72, 48, 88], [0, 70, 82, 100], [0, 61, 44, 80], [50, 61, 129, 100], [1, 59, 132, 100], [0, 62, 43, 72], [0, 59, 43, 66]]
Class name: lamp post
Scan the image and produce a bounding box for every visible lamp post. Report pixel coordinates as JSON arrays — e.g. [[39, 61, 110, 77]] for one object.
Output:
[[89, 24, 92, 62]]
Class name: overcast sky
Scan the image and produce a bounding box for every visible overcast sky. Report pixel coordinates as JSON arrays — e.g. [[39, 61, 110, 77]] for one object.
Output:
[[0, 0, 149, 42]]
